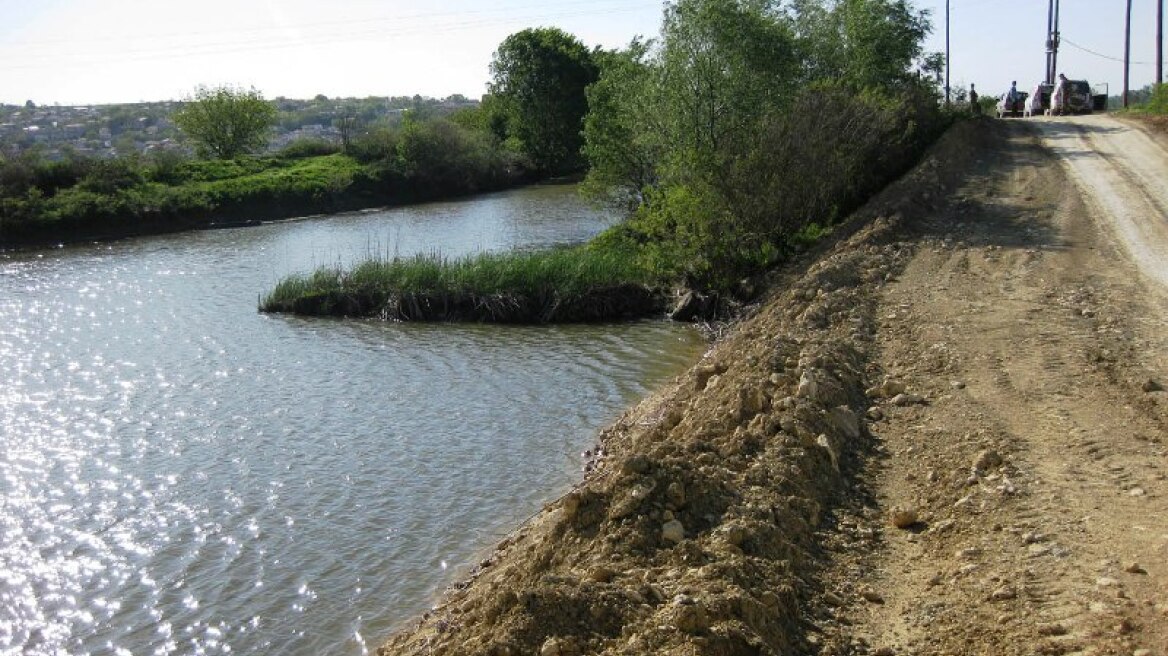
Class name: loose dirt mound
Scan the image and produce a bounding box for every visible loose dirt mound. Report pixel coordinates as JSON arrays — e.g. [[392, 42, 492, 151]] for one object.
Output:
[[376, 120, 990, 656]]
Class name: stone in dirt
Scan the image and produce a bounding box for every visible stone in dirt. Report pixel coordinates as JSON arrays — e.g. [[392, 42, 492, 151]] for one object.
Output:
[[826, 406, 862, 440], [860, 587, 885, 603], [973, 449, 1003, 472], [661, 519, 685, 544], [797, 371, 819, 400], [891, 393, 925, 406], [990, 586, 1017, 601], [889, 507, 919, 529], [881, 378, 908, 397], [694, 364, 726, 392], [1141, 378, 1163, 393], [669, 598, 709, 634]]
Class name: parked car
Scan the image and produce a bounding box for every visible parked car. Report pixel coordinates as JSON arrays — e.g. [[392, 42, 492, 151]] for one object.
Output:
[[1031, 79, 1105, 115], [996, 91, 1029, 118], [1061, 80, 1094, 114]]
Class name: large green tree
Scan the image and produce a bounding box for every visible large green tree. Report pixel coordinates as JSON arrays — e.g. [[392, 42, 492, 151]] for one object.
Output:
[[173, 85, 277, 159], [489, 28, 598, 174]]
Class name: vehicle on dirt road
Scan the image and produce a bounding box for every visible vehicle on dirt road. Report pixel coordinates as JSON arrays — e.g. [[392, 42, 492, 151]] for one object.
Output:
[[996, 91, 1029, 118], [1030, 80, 1110, 115], [1061, 80, 1095, 114]]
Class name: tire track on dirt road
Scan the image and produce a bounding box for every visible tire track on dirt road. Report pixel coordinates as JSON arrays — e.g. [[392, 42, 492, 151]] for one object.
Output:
[[813, 119, 1168, 656], [1032, 115, 1168, 292]]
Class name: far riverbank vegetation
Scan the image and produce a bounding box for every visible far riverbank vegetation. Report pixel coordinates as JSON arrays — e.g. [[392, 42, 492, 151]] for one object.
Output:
[[263, 0, 956, 322], [0, 94, 533, 245]]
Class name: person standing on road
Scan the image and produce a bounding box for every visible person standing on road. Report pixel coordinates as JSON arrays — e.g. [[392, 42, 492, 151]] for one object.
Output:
[[1053, 73, 1069, 115], [970, 83, 980, 115], [1006, 81, 1019, 107]]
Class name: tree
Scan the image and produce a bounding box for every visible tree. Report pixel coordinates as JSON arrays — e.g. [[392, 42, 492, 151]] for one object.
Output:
[[334, 115, 360, 153], [173, 85, 277, 159], [836, 0, 932, 89], [653, 0, 799, 173], [489, 28, 598, 174], [582, 40, 660, 210]]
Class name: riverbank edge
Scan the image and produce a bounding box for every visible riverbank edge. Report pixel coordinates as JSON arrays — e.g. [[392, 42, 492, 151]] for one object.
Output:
[[0, 172, 545, 251], [374, 119, 990, 655], [273, 284, 668, 324]]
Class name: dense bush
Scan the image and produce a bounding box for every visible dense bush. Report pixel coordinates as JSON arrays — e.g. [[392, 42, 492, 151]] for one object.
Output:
[[347, 125, 401, 164], [1142, 83, 1168, 114], [279, 138, 342, 159], [581, 0, 947, 292]]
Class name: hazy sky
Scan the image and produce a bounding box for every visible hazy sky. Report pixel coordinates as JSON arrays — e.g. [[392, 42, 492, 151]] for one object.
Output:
[[0, 0, 1158, 106]]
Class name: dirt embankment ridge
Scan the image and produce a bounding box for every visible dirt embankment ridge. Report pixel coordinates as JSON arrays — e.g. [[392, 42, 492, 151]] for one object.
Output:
[[378, 116, 1168, 655]]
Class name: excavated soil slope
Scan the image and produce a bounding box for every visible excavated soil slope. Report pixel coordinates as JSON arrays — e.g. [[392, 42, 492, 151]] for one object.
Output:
[[377, 117, 1168, 656]]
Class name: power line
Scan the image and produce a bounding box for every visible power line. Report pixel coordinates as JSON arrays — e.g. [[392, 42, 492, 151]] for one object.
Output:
[[1063, 36, 1165, 66], [0, 5, 650, 72], [0, 0, 654, 50]]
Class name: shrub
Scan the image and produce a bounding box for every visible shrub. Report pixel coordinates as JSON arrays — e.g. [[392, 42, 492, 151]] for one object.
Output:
[[146, 150, 190, 184], [78, 158, 145, 194], [348, 126, 401, 164], [1144, 83, 1168, 115], [279, 138, 341, 159]]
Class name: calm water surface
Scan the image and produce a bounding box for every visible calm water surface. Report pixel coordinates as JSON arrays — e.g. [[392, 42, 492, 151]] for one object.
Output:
[[0, 185, 705, 656]]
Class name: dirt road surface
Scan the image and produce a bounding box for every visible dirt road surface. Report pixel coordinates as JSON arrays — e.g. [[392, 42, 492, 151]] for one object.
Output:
[[815, 116, 1168, 655]]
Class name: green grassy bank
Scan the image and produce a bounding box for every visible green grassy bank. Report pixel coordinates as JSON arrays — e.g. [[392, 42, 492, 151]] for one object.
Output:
[[0, 153, 529, 247], [0, 115, 531, 248]]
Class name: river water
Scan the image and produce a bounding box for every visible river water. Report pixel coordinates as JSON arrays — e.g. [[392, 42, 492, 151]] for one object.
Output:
[[0, 184, 705, 656]]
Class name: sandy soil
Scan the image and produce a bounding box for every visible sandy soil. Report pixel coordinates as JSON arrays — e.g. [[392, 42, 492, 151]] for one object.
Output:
[[376, 117, 1168, 656], [814, 115, 1168, 655]]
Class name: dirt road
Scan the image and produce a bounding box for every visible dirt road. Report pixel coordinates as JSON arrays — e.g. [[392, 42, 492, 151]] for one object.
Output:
[[1034, 115, 1168, 290], [815, 116, 1168, 655]]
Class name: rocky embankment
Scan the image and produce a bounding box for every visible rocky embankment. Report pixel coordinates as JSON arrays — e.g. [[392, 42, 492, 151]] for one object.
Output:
[[375, 121, 982, 656]]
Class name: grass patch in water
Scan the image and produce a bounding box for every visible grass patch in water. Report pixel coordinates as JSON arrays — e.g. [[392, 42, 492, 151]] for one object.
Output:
[[261, 246, 660, 322]]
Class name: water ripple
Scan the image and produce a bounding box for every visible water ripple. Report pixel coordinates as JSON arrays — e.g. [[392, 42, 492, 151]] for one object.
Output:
[[0, 185, 704, 656]]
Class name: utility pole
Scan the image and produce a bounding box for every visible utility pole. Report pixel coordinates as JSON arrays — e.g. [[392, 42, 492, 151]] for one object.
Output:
[[1045, 0, 1054, 84], [1045, 0, 1061, 84], [1158, 0, 1163, 85], [1125, 0, 1133, 107], [945, 0, 951, 105], [1051, 0, 1060, 82]]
